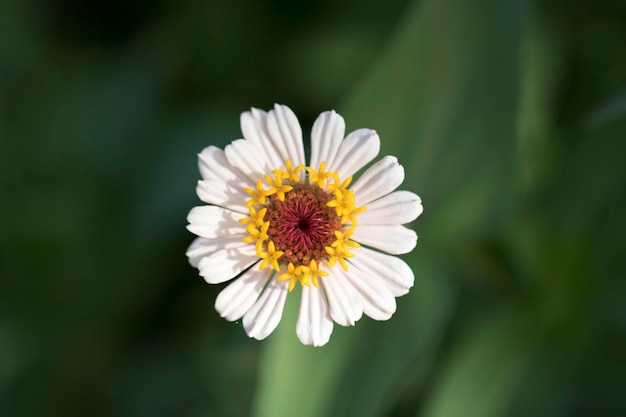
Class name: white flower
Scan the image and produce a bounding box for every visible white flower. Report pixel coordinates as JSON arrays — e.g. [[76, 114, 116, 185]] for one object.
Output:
[[186, 104, 423, 346]]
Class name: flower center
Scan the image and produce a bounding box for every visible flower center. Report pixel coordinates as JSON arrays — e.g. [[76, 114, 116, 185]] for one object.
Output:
[[240, 159, 366, 291], [266, 183, 341, 267]]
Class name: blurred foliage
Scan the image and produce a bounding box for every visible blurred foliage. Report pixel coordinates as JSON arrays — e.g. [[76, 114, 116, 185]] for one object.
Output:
[[1, 0, 626, 416]]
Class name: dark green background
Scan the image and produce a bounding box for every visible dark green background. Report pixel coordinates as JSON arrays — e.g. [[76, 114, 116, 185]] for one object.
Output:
[[2, 0, 626, 416]]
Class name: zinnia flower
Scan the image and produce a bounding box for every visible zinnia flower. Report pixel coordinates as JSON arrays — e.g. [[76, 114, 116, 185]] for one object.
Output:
[[186, 104, 422, 346]]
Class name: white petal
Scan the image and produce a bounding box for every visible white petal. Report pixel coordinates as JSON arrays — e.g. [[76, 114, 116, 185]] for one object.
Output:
[[266, 104, 306, 173], [186, 236, 249, 268], [186, 206, 246, 239], [351, 224, 417, 255], [296, 285, 334, 346], [309, 110, 345, 171], [186, 237, 210, 268], [349, 247, 415, 297], [240, 109, 283, 169], [243, 278, 289, 340], [320, 268, 363, 327], [215, 268, 271, 321], [343, 265, 396, 321], [196, 180, 249, 214], [350, 156, 405, 205], [357, 191, 423, 225], [198, 244, 258, 284], [198, 146, 251, 188], [224, 139, 271, 183], [327, 128, 380, 180]]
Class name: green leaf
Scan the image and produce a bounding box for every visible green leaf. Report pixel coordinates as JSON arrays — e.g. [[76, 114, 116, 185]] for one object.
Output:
[[419, 307, 537, 417], [515, 3, 567, 191]]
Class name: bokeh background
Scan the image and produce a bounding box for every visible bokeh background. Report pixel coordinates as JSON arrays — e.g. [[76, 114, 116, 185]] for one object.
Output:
[[2, 0, 626, 416]]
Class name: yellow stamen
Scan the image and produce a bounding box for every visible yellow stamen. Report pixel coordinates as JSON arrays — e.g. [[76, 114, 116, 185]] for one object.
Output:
[[277, 262, 307, 292], [265, 173, 293, 201], [325, 230, 359, 271], [273, 158, 304, 182], [324, 172, 366, 225], [303, 259, 328, 288], [242, 220, 270, 243], [239, 206, 267, 227], [244, 179, 276, 206], [306, 161, 333, 187], [327, 172, 353, 192], [258, 240, 284, 271]]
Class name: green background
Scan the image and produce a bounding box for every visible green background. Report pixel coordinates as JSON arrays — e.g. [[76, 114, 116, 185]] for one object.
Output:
[[2, 0, 626, 416]]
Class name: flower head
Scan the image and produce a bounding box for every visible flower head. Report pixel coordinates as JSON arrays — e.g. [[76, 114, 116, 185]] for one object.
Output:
[[186, 104, 423, 346]]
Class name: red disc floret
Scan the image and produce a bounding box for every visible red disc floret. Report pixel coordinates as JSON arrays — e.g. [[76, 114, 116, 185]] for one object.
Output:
[[266, 182, 341, 266]]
